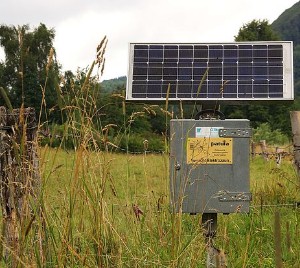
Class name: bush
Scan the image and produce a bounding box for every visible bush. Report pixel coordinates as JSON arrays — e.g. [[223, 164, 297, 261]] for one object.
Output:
[[40, 124, 166, 153], [118, 132, 164, 153], [252, 123, 289, 145], [39, 124, 75, 149]]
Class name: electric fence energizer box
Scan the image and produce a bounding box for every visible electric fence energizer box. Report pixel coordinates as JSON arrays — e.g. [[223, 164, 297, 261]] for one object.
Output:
[[170, 119, 252, 214]]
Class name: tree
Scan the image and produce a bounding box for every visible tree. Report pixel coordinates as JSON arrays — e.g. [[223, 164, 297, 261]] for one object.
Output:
[[235, 19, 280, 41], [0, 23, 61, 121]]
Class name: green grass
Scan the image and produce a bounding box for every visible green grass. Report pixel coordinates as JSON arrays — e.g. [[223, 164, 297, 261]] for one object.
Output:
[[27, 147, 299, 267], [2, 39, 299, 267]]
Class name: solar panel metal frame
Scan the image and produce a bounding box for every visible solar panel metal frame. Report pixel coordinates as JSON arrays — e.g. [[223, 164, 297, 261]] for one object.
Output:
[[126, 41, 293, 102]]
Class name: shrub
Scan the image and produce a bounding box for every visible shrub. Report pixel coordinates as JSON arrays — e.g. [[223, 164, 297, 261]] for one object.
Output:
[[118, 132, 164, 153], [252, 123, 289, 145], [39, 123, 75, 149]]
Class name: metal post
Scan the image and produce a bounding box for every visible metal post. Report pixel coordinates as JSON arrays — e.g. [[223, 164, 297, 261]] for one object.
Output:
[[202, 213, 223, 268], [202, 213, 218, 239]]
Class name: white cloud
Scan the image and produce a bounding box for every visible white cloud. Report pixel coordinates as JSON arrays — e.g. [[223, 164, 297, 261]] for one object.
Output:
[[54, 9, 136, 79]]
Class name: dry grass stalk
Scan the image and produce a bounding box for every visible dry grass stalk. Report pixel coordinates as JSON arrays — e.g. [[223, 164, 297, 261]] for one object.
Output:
[[46, 47, 54, 75]]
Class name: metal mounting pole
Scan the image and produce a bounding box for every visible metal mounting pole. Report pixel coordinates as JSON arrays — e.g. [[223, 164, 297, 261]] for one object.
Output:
[[202, 213, 218, 239], [195, 108, 226, 267], [202, 213, 223, 268]]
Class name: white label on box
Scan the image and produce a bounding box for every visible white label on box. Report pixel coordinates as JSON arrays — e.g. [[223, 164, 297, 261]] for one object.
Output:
[[195, 127, 223, 138]]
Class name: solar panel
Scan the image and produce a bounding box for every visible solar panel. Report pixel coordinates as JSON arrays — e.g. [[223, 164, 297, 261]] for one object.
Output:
[[126, 42, 293, 102]]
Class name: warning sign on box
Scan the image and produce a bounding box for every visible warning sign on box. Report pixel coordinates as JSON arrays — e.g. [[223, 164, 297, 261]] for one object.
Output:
[[187, 137, 232, 164]]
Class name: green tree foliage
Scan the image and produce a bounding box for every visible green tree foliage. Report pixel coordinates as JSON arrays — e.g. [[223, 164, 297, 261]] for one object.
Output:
[[253, 123, 289, 145], [55, 68, 165, 151], [235, 19, 280, 41], [101, 76, 126, 92], [95, 88, 165, 152], [0, 23, 60, 121]]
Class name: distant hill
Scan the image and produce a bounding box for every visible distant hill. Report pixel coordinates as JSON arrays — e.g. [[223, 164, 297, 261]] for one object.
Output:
[[272, 1, 300, 45], [272, 1, 300, 94], [100, 76, 126, 92]]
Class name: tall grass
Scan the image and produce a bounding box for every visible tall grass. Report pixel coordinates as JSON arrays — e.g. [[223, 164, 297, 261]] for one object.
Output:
[[35, 148, 300, 267], [1, 38, 300, 267]]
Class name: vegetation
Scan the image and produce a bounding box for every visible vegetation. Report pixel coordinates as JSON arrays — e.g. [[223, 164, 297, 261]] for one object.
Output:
[[0, 40, 298, 267], [2, 73, 298, 265], [2, 141, 298, 266], [235, 19, 280, 41], [0, 24, 61, 122], [252, 123, 289, 145], [100, 76, 126, 92], [0, 2, 300, 266]]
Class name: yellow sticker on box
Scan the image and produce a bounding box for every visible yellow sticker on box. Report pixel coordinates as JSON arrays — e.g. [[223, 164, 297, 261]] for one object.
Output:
[[187, 137, 232, 164]]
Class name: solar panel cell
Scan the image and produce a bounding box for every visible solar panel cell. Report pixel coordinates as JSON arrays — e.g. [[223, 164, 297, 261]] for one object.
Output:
[[149, 45, 163, 62], [194, 45, 208, 60]]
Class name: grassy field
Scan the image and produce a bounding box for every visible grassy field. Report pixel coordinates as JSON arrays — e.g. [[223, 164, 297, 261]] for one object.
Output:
[[2, 37, 299, 267], [28, 146, 299, 267]]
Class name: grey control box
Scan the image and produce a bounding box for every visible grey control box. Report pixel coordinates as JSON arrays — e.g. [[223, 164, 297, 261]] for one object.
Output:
[[170, 119, 251, 214]]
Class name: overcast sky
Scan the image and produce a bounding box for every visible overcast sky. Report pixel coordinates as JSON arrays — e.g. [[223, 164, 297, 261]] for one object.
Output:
[[0, 0, 299, 80]]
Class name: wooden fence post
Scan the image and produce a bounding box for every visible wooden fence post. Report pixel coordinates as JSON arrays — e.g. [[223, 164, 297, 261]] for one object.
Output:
[[251, 141, 256, 160], [290, 111, 300, 179], [259, 140, 269, 161], [0, 107, 41, 266]]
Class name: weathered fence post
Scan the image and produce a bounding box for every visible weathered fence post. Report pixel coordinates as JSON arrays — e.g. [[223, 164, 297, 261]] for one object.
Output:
[[251, 141, 256, 160], [290, 111, 300, 179], [259, 140, 269, 161], [0, 107, 41, 266], [275, 147, 283, 167]]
